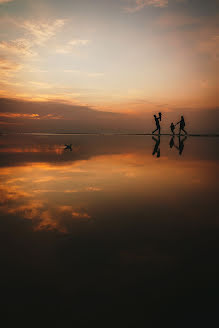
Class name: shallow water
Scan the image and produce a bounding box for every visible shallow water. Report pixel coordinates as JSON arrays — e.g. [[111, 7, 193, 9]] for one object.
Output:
[[0, 134, 218, 324]]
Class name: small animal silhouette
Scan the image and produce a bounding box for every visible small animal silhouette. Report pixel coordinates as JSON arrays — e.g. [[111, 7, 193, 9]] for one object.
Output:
[[64, 144, 72, 151]]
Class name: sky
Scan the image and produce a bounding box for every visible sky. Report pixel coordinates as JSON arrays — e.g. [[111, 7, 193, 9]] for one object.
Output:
[[0, 0, 218, 132]]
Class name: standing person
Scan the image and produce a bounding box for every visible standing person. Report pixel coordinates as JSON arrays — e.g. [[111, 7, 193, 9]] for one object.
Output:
[[170, 122, 175, 135], [152, 114, 161, 135], [176, 116, 187, 135]]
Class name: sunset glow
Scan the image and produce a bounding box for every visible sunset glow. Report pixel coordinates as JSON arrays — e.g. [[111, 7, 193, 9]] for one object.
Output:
[[0, 0, 218, 133], [0, 141, 216, 232]]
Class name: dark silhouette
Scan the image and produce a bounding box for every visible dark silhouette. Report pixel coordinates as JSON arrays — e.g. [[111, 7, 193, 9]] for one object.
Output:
[[64, 144, 72, 151], [176, 116, 187, 135], [170, 122, 175, 135], [169, 136, 187, 155], [152, 114, 161, 135], [169, 136, 175, 148], [159, 112, 162, 121], [177, 135, 187, 155], [152, 136, 160, 158]]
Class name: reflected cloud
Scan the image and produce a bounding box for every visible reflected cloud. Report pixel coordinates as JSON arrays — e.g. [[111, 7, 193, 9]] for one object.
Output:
[[0, 135, 217, 234], [0, 145, 64, 154], [0, 183, 92, 233]]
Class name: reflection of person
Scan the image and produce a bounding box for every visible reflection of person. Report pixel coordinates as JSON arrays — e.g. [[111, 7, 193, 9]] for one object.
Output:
[[152, 114, 161, 135], [152, 136, 160, 158], [176, 116, 187, 135], [169, 136, 175, 148], [169, 136, 187, 155], [170, 123, 175, 135], [178, 136, 187, 155]]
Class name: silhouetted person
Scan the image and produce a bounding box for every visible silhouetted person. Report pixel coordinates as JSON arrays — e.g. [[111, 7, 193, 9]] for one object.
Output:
[[64, 144, 72, 151], [152, 136, 160, 158], [159, 112, 162, 121], [170, 122, 175, 135], [152, 114, 161, 135], [176, 116, 187, 135]]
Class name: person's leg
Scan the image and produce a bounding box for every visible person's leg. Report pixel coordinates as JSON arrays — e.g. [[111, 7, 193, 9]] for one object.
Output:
[[152, 127, 158, 134], [182, 128, 187, 135]]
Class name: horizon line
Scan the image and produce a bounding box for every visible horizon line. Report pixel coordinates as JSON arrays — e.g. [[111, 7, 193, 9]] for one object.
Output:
[[2, 132, 219, 137]]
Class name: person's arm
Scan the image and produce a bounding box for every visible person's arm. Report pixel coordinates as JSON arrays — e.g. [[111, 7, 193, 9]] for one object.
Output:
[[175, 121, 180, 125]]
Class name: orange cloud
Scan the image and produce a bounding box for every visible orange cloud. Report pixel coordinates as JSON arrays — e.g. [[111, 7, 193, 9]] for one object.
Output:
[[0, 58, 21, 72], [0, 179, 92, 233], [0, 147, 216, 235], [0, 112, 39, 118], [0, 39, 36, 57], [0, 57, 22, 89], [0, 112, 63, 120], [0, 146, 63, 154], [0, 0, 14, 3]]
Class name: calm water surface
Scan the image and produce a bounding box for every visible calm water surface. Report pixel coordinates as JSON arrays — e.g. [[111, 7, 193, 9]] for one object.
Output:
[[0, 134, 218, 324]]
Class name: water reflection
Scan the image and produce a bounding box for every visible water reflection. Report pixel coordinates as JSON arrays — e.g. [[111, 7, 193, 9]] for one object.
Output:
[[153, 135, 188, 158], [0, 135, 217, 234], [169, 135, 187, 155], [0, 134, 218, 323], [152, 136, 160, 158]]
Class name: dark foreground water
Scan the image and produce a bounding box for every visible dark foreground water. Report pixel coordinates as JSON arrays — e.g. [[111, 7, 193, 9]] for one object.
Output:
[[0, 134, 218, 325]]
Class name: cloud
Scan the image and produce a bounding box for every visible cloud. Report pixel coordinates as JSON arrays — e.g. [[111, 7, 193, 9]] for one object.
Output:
[[0, 111, 63, 120], [124, 0, 168, 13], [29, 81, 53, 89], [87, 73, 104, 77], [56, 39, 90, 54], [0, 38, 36, 57], [0, 112, 40, 119], [20, 19, 66, 45], [0, 58, 22, 86], [197, 32, 219, 61], [0, 18, 66, 60], [0, 0, 14, 3], [157, 13, 200, 28], [68, 39, 90, 46], [0, 57, 21, 73], [0, 179, 92, 232], [63, 70, 104, 78], [63, 69, 81, 73]]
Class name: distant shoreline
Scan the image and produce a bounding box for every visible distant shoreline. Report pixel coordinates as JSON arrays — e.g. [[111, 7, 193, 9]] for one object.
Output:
[[1, 132, 219, 137]]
